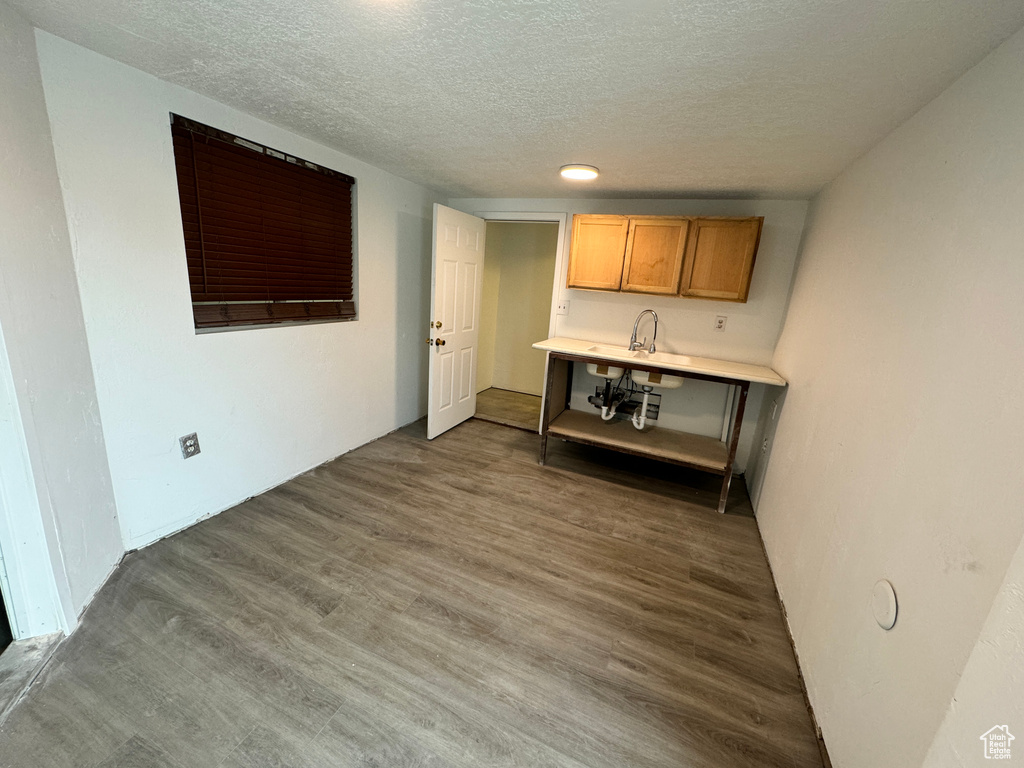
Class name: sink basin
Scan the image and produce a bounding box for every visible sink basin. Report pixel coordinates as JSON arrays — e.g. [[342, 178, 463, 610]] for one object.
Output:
[[585, 362, 625, 380], [631, 370, 684, 389], [586, 344, 692, 367]]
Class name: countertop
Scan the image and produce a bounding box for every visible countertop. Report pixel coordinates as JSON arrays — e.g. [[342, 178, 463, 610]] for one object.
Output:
[[532, 337, 787, 387]]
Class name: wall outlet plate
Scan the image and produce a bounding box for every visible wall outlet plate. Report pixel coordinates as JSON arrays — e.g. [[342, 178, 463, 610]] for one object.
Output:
[[556, 300, 570, 316], [180, 432, 201, 459], [714, 315, 727, 331]]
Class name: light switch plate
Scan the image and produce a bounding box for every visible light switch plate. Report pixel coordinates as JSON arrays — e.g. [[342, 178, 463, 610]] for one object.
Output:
[[556, 301, 570, 316]]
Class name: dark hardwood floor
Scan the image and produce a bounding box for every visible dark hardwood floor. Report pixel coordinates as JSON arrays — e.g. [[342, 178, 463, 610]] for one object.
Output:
[[0, 419, 822, 768]]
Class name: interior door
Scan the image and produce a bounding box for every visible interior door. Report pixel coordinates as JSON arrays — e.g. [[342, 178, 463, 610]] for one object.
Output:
[[427, 204, 486, 440]]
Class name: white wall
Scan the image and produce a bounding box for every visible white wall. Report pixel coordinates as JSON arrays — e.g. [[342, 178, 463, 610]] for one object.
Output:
[[477, 242, 500, 394], [0, 2, 122, 632], [758, 27, 1024, 768], [925, 530, 1024, 765], [36, 32, 445, 550], [450, 198, 806, 472], [479, 222, 558, 397]]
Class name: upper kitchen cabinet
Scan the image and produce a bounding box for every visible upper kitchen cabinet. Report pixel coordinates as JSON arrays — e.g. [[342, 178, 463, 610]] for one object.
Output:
[[621, 217, 689, 295], [566, 214, 763, 302], [680, 217, 763, 302], [566, 215, 630, 290]]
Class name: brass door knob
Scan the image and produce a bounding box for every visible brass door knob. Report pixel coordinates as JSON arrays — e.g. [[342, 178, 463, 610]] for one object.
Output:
[[435, 338, 446, 346], [425, 338, 433, 345]]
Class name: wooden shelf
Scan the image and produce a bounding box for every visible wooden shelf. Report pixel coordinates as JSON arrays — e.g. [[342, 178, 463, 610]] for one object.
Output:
[[538, 351, 751, 513], [547, 409, 729, 475]]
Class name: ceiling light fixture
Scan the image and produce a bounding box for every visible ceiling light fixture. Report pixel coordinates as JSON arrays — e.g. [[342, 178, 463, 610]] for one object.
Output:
[[559, 164, 599, 181]]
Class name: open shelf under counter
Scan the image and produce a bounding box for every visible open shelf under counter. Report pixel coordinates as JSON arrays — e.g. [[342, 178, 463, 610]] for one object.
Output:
[[534, 343, 786, 513], [547, 410, 729, 475]]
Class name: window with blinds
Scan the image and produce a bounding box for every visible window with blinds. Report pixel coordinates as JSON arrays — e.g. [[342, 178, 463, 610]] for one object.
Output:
[[170, 114, 356, 330]]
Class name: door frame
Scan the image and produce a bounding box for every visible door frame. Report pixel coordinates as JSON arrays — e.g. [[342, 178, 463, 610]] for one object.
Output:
[[470, 212, 567, 340], [0, 327, 75, 640], [468, 211, 566, 434]]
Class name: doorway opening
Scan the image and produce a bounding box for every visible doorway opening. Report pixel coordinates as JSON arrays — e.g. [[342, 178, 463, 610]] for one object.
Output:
[[475, 221, 559, 432], [0, 586, 11, 655]]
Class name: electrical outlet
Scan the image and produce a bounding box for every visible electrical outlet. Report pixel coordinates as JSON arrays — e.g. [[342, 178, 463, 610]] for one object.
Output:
[[179, 432, 201, 459], [762, 438, 769, 455], [556, 300, 570, 316], [714, 315, 727, 331]]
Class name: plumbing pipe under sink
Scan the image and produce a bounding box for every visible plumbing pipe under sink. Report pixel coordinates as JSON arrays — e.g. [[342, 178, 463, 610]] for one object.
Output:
[[601, 382, 625, 421], [632, 386, 654, 430]]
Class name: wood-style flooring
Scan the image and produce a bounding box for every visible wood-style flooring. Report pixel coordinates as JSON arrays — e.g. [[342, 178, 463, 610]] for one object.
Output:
[[474, 388, 541, 432], [0, 419, 822, 768], [0, 633, 61, 725]]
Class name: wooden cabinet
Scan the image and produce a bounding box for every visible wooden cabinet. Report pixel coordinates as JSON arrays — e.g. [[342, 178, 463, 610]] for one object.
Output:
[[566, 215, 629, 290], [621, 218, 689, 294], [566, 214, 762, 302], [680, 218, 762, 302]]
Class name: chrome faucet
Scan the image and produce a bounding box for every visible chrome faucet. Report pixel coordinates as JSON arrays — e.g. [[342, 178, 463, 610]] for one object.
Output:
[[629, 309, 658, 353]]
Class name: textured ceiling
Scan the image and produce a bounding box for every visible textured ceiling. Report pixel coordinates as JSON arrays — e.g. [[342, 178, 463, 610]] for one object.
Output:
[[13, 0, 1024, 199]]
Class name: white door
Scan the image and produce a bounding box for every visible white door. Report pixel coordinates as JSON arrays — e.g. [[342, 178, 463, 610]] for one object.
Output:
[[427, 204, 486, 440]]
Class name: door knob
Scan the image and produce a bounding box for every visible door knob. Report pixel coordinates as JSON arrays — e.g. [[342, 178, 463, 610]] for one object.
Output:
[[425, 338, 433, 345], [435, 338, 446, 346], [434, 320, 443, 329]]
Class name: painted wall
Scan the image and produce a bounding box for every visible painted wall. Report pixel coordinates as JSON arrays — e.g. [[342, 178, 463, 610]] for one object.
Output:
[[478, 222, 558, 397], [449, 198, 806, 472], [924, 530, 1024, 765], [0, 3, 122, 631], [757, 27, 1024, 768], [36, 32, 445, 550], [477, 242, 500, 394]]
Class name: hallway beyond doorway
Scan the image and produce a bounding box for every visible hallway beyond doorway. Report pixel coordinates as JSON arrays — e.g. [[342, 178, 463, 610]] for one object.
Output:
[[474, 387, 541, 432]]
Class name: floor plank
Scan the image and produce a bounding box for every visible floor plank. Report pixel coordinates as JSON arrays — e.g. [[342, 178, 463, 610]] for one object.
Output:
[[0, 418, 821, 768], [0, 632, 61, 726]]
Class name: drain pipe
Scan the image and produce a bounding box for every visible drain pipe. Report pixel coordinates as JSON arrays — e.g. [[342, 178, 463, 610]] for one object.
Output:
[[601, 398, 621, 421], [632, 386, 654, 431], [601, 381, 624, 421]]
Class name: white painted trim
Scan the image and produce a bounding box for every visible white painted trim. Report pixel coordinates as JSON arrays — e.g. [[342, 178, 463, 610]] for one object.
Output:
[[471, 211, 568, 338], [0, 329, 71, 638]]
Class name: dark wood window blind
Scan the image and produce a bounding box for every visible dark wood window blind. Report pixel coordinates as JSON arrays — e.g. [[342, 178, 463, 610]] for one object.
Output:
[[170, 114, 356, 329]]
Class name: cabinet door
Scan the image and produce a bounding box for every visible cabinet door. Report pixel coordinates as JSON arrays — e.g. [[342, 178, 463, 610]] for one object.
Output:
[[680, 218, 762, 302], [566, 215, 629, 290], [621, 217, 689, 295]]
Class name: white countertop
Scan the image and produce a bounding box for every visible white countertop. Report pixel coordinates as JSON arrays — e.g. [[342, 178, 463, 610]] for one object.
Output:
[[532, 337, 787, 387]]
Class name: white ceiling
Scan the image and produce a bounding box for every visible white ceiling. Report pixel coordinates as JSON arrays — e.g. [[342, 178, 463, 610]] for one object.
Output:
[[13, 0, 1024, 199]]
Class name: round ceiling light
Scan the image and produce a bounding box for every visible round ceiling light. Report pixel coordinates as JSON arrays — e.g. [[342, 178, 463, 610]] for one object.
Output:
[[559, 164, 599, 181]]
